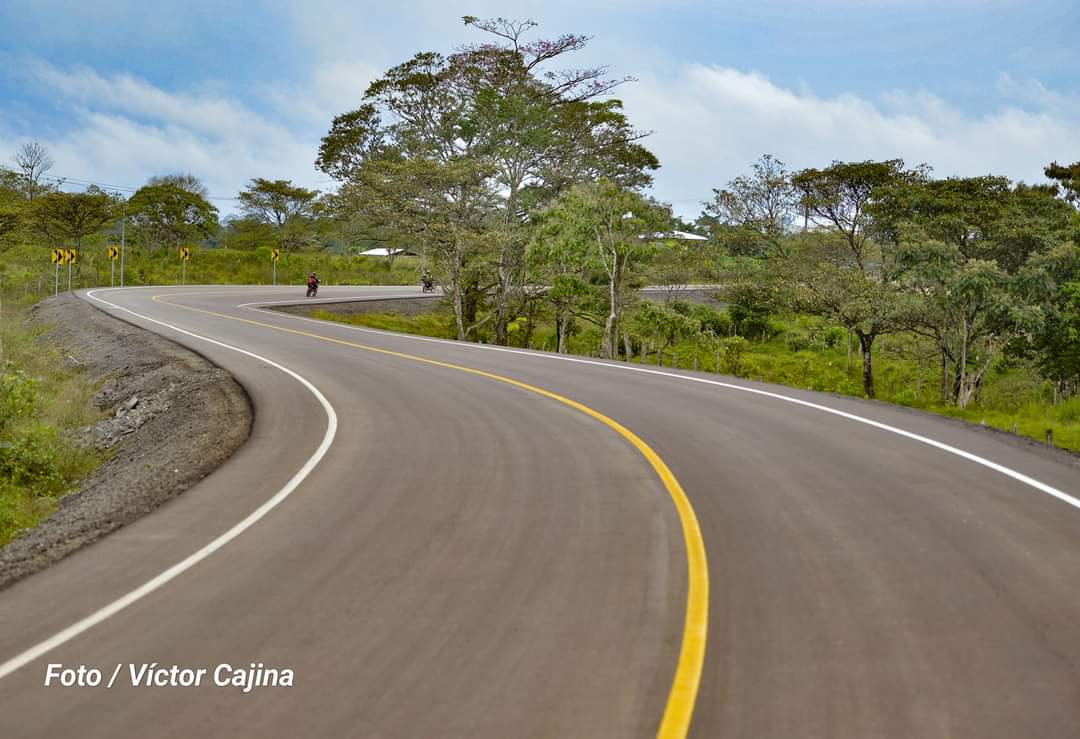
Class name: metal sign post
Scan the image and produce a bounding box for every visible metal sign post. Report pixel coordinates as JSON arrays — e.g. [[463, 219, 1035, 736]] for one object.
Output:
[[271, 249, 279, 285], [119, 200, 127, 288], [51, 248, 61, 296], [107, 247, 119, 287], [179, 247, 190, 285]]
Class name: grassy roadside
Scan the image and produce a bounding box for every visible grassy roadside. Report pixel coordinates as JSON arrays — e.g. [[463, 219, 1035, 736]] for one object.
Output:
[[0, 298, 104, 546], [310, 305, 1080, 454], [0, 244, 419, 301]]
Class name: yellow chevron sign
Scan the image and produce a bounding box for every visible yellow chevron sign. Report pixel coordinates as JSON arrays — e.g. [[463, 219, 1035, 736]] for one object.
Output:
[[179, 247, 190, 260], [106, 247, 120, 260], [63, 249, 78, 264], [271, 249, 280, 262], [51, 249, 62, 264]]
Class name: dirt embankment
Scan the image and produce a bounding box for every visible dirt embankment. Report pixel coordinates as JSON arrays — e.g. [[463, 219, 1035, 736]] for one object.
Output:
[[0, 294, 252, 589]]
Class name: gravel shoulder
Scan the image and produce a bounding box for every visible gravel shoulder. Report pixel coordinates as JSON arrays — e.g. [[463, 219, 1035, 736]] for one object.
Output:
[[0, 293, 252, 589]]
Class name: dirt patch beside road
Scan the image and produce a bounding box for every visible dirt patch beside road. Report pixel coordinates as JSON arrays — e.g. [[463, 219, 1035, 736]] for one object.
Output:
[[0, 294, 252, 589]]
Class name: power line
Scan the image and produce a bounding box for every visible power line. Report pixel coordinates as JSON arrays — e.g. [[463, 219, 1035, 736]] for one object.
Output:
[[40, 174, 242, 201]]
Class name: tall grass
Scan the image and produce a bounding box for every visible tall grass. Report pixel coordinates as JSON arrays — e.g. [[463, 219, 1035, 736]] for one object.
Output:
[[0, 243, 420, 302], [0, 304, 103, 546]]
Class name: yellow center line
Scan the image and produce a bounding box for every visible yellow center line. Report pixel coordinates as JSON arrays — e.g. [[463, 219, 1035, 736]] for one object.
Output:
[[151, 293, 709, 738]]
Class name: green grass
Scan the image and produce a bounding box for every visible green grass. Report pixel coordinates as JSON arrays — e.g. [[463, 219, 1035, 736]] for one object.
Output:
[[0, 242, 420, 302], [310, 305, 1080, 454], [309, 309, 458, 339], [0, 305, 104, 546]]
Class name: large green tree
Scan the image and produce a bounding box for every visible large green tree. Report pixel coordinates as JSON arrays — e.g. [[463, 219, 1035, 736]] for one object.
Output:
[[318, 17, 657, 344], [532, 179, 669, 358], [27, 186, 119, 252], [128, 182, 218, 252], [780, 159, 925, 396], [237, 178, 322, 251], [701, 154, 797, 257], [873, 177, 1072, 403]]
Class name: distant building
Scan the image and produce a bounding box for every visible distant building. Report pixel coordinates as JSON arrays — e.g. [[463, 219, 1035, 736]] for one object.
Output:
[[357, 247, 420, 257]]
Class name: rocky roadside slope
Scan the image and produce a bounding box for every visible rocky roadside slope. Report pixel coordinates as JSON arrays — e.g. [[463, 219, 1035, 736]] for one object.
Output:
[[0, 294, 252, 589]]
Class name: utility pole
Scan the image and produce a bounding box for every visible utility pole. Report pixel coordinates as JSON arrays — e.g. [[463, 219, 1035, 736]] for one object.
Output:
[[119, 198, 127, 287]]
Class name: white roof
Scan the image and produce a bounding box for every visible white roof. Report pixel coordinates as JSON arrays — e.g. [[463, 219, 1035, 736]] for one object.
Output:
[[358, 247, 412, 256], [650, 230, 708, 241]]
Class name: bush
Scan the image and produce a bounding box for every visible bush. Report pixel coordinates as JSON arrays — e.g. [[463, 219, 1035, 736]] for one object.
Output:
[[0, 426, 66, 493], [823, 326, 846, 349], [690, 304, 733, 336], [0, 366, 39, 430], [720, 336, 749, 376]]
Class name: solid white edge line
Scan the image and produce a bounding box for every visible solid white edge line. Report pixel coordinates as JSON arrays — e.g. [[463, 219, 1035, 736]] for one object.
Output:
[[241, 296, 1080, 512], [0, 289, 340, 681]]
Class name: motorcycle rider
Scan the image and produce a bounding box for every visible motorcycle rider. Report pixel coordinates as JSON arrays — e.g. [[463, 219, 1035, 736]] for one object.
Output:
[[306, 272, 320, 297], [421, 271, 434, 292]]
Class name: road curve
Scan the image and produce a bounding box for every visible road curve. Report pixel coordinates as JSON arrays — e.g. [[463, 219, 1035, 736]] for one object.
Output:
[[0, 285, 1078, 738]]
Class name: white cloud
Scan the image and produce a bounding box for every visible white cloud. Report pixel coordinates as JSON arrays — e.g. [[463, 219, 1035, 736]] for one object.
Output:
[[1, 60, 332, 208], [620, 65, 1080, 217], [3, 56, 1079, 223]]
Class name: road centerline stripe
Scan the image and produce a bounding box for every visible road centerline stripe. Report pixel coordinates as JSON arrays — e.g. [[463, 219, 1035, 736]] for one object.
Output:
[[150, 292, 709, 739]]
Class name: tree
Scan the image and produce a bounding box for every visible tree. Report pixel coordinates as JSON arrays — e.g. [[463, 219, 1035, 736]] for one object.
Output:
[[128, 182, 218, 252], [1045, 161, 1080, 207], [219, 216, 276, 251], [701, 154, 797, 257], [873, 177, 1072, 403], [894, 231, 1032, 407], [0, 168, 25, 242], [793, 159, 927, 269], [534, 179, 669, 358], [13, 142, 54, 201], [318, 17, 657, 345], [316, 105, 385, 183], [238, 178, 320, 227], [147, 172, 209, 198], [770, 230, 913, 398], [1012, 242, 1080, 393], [782, 160, 926, 396], [27, 186, 119, 252]]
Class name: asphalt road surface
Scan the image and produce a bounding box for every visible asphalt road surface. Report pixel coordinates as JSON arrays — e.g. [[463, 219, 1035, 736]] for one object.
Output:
[[1, 285, 1078, 738]]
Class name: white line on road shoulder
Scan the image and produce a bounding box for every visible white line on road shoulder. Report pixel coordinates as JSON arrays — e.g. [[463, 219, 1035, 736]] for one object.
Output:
[[244, 297, 1080, 513], [0, 289, 340, 681]]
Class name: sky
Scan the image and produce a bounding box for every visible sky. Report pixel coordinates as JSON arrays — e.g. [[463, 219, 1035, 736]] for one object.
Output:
[[0, 0, 1077, 219]]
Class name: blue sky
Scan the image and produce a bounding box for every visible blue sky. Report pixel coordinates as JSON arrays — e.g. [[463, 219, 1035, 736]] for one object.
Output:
[[1, 0, 1077, 217]]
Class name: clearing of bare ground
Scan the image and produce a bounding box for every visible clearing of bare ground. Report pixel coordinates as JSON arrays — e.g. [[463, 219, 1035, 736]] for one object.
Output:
[[0, 293, 252, 589]]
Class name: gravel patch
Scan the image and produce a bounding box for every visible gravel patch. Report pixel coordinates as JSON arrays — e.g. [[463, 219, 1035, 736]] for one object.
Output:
[[0, 293, 252, 589]]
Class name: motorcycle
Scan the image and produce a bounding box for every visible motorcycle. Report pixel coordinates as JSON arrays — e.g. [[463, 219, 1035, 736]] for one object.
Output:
[[421, 276, 435, 293], [306, 282, 319, 297]]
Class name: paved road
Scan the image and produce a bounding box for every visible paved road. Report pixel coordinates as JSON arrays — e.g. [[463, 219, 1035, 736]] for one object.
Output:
[[1, 285, 1078, 738]]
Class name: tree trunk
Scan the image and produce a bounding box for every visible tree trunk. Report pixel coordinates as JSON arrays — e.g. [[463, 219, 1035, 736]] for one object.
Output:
[[602, 254, 617, 360], [940, 343, 949, 403], [857, 331, 876, 398], [557, 311, 569, 354]]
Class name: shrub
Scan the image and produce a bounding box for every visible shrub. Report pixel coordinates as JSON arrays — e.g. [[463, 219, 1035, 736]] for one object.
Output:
[[0, 425, 66, 494], [720, 336, 749, 376], [0, 366, 39, 430], [823, 326, 846, 349]]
